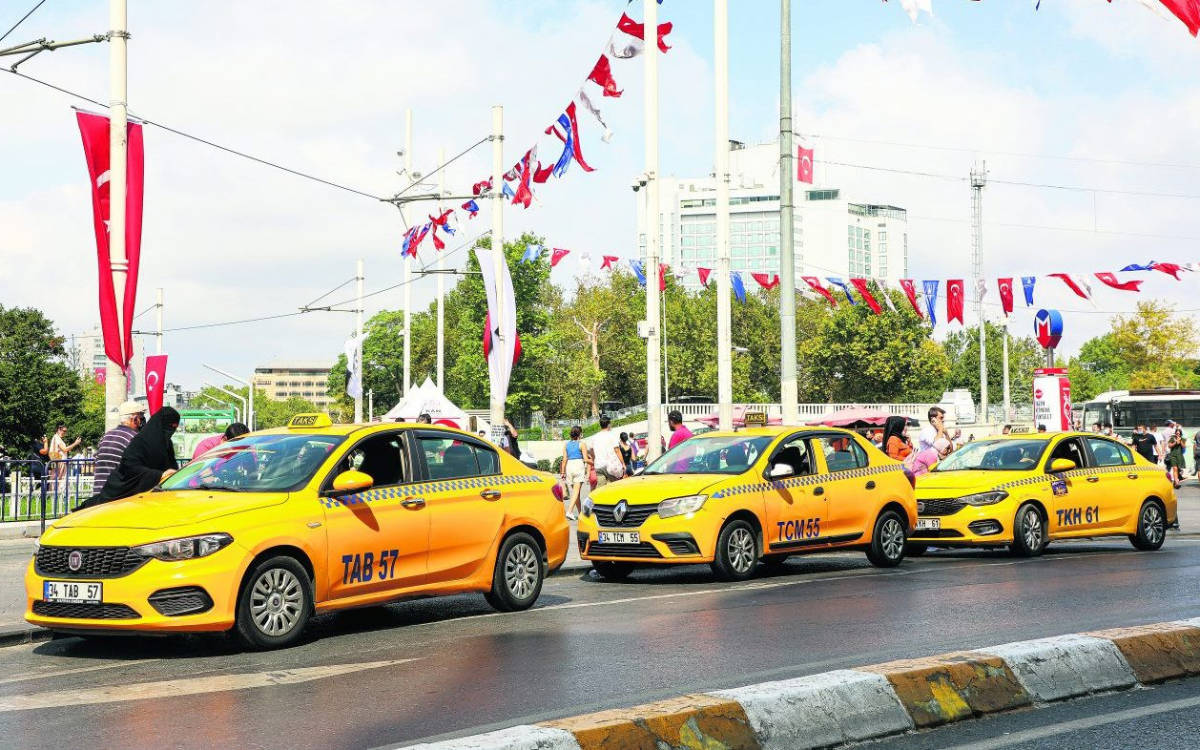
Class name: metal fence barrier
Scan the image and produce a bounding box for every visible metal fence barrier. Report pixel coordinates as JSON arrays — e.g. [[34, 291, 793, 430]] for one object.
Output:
[[0, 458, 96, 531]]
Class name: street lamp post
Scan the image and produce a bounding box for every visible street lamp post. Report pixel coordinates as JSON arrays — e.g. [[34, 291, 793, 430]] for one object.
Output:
[[204, 363, 254, 429], [201, 382, 246, 426]]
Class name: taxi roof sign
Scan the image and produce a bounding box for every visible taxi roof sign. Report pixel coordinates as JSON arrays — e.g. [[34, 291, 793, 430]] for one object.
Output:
[[287, 413, 333, 429]]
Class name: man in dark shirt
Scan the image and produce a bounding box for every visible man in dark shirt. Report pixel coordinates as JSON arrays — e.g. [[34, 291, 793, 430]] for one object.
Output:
[[92, 401, 146, 495], [1131, 424, 1157, 463]]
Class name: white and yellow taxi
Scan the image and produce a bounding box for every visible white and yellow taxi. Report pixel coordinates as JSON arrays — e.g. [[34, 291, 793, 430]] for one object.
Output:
[[911, 432, 1176, 555], [578, 427, 917, 581]]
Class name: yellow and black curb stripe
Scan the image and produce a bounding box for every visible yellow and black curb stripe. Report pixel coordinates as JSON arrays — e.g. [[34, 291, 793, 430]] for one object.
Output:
[[404, 618, 1200, 750]]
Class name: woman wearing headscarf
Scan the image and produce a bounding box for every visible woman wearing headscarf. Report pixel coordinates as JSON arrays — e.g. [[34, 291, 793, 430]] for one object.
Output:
[[881, 415, 912, 462], [80, 407, 181, 508]]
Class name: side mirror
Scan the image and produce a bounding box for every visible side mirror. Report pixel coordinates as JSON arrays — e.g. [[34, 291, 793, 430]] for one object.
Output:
[[767, 463, 794, 480], [1048, 458, 1076, 473], [327, 470, 373, 496]]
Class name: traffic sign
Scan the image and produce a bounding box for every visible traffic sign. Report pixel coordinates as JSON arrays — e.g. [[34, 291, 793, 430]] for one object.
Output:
[[1034, 309, 1064, 349]]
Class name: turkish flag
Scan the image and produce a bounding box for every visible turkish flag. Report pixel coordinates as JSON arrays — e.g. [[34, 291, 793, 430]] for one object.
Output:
[[658, 263, 668, 292], [797, 146, 814, 184], [1159, 0, 1200, 36], [588, 54, 623, 97], [898, 279, 923, 318], [697, 267, 712, 287], [93, 367, 107, 385], [751, 273, 779, 290], [550, 248, 570, 267], [1094, 272, 1142, 292], [849, 278, 882, 314], [1048, 273, 1092, 299], [144, 354, 168, 415], [1151, 261, 1185, 280], [616, 13, 674, 53], [601, 255, 619, 270], [946, 279, 965, 324], [997, 277, 1014, 316], [76, 111, 144, 370], [802, 276, 837, 306]]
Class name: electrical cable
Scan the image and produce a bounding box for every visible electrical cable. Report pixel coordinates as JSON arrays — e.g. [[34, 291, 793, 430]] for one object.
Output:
[[0, 0, 47, 44], [390, 137, 491, 200]]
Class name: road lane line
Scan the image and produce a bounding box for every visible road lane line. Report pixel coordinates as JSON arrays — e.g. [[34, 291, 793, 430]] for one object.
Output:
[[937, 694, 1200, 750], [0, 658, 416, 712], [0, 658, 156, 685]]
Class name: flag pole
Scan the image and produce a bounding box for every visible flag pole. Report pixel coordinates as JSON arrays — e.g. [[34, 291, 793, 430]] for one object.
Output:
[[105, 0, 129, 429], [715, 0, 733, 432], [779, 0, 800, 425], [490, 105, 506, 437], [644, 0, 663, 459], [354, 257, 364, 423], [972, 162, 988, 425], [155, 287, 163, 354], [436, 146, 446, 393], [403, 108, 413, 398]]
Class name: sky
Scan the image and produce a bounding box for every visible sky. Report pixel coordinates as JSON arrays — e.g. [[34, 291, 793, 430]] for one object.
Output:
[[2, 0, 1200, 392]]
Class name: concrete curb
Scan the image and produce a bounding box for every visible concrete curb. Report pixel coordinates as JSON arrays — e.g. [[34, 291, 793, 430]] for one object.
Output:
[[403, 619, 1200, 749], [0, 625, 51, 649]]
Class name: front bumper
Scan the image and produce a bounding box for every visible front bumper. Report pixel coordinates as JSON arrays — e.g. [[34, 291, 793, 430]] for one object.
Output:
[[24, 547, 243, 634], [577, 507, 716, 564], [909, 500, 1013, 546]]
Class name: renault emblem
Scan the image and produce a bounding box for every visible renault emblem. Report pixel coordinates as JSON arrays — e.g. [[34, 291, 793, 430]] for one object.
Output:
[[67, 550, 83, 572], [613, 500, 628, 524]]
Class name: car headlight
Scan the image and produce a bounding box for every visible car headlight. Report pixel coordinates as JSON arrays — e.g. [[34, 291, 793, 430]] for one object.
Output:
[[131, 533, 233, 562], [658, 494, 707, 519], [958, 491, 1009, 507]]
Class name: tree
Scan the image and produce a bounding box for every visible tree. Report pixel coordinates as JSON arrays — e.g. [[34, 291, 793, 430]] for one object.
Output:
[[942, 322, 1044, 405], [0, 306, 86, 450], [1066, 333, 1130, 401], [1108, 301, 1199, 390], [190, 385, 318, 429]]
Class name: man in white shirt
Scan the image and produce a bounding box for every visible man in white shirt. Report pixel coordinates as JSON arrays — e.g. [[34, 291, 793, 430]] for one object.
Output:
[[917, 407, 947, 452], [589, 415, 625, 485]]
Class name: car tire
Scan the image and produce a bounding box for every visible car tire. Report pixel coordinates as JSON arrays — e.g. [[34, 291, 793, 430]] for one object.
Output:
[[866, 510, 907, 567], [762, 553, 790, 569], [905, 543, 929, 557], [485, 532, 545, 611], [711, 519, 759, 582], [591, 561, 635, 580], [1009, 502, 1047, 557], [1130, 500, 1167, 551], [235, 555, 312, 650]]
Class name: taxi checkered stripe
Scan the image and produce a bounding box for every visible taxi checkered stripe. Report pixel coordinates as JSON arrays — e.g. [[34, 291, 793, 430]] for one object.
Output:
[[992, 464, 1158, 493], [320, 473, 542, 508], [710, 464, 903, 500]]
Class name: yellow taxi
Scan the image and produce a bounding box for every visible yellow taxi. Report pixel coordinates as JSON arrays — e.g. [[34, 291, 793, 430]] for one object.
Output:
[[578, 427, 917, 581], [910, 432, 1176, 556], [26, 415, 569, 649]]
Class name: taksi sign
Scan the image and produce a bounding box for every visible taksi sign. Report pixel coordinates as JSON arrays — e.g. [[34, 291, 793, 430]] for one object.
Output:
[[1034, 309, 1064, 350]]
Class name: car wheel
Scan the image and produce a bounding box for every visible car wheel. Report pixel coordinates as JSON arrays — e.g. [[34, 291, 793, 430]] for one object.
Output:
[[591, 561, 635, 580], [762, 553, 790, 569], [1130, 500, 1167, 551], [485, 532, 545, 611], [866, 510, 907, 567], [235, 556, 312, 650], [905, 543, 929, 557], [1009, 503, 1047, 557], [711, 519, 759, 581]]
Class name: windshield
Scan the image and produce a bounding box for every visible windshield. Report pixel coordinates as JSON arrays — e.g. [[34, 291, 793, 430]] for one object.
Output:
[[644, 435, 772, 475], [933, 439, 1046, 472], [162, 434, 345, 492]]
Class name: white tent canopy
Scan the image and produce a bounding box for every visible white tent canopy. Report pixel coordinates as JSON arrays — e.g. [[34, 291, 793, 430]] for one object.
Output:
[[381, 377, 468, 428]]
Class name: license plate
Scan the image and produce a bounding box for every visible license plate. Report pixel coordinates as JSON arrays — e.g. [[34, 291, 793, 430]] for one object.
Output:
[[598, 531, 640, 544], [915, 518, 941, 531], [43, 580, 102, 604]]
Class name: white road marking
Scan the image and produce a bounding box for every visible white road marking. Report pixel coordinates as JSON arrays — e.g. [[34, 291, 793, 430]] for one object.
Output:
[[0, 658, 415, 712], [0, 658, 156, 685], [938, 694, 1200, 749]]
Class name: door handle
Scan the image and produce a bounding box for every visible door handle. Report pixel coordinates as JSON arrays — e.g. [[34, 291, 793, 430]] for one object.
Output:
[[1128, 473, 1139, 480], [1087, 476, 1100, 483], [865, 480, 876, 490], [401, 497, 426, 509], [480, 489, 501, 501], [813, 486, 825, 496]]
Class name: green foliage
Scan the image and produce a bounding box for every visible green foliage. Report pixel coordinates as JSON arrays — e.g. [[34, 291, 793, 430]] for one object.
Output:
[[942, 322, 1044, 404], [1066, 301, 1200, 400], [0, 306, 87, 450], [189, 386, 319, 430]]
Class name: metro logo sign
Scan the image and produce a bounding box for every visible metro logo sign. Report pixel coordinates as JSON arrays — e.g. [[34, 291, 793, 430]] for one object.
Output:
[[1034, 309, 1064, 349]]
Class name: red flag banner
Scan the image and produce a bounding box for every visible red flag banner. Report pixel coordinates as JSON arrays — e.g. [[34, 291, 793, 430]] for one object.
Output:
[[1048, 273, 1092, 299], [751, 272, 780, 290], [93, 367, 107, 385], [946, 279, 965, 324], [697, 267, 712, 287], [587, 55, 623, 98], [802, 276, 837, 306], [658, 263, 668, 292], [1151, 261, 1185, 280], [797, 146, 814, 184], [601, 255, 619, 270], [76, 111, 144, 370], [997, 277, 1014, 316], [616, 13, 673, 52], [550, 248, 570, 267], [849, 278, 882, 314], [144, 354, 168, 415], [1094, 272, 1142, 292], [482, 312, 522, 365], [898, 279, 923, 318], [1158, 0, 1200, 36]]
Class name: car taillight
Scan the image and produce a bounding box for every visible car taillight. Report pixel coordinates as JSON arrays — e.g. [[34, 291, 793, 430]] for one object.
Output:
[[551, 483, 564, 502]]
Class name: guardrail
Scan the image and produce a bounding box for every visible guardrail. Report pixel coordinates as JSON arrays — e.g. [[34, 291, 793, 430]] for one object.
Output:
[[1, 458, 95, 530]]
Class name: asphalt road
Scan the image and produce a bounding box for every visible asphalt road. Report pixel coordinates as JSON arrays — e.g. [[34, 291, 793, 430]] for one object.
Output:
[[2, 539, 1200, 750]]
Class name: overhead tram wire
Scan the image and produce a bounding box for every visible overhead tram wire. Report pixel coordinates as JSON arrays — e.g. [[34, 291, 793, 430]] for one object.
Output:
[[0, 0, 48, 44]]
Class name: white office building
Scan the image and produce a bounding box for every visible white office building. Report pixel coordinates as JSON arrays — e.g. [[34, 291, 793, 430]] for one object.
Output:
[[643, 141, 909, 291], [71, 327, 147, 395]]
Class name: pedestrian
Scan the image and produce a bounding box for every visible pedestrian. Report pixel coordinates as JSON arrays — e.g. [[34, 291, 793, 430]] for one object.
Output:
[[882, 416, 913, 461], [910, 437, 952, 478], [667, 410, 693, 450], [93, 401, 146, 493], [1167, 433, 1186, 489], [618, 431, 635, 475], [1157, 421, 1177, 465], [501, 419, 522, 459], [589, 415, 625, 485], [48, 424, 82, 481], [1091, 422, 1102, 434], [560, 425, 589, 521], [1037, 424, 1047, 433], [1193, 429, 1200, 477], [416, 413, 432, 424], [1131, 425, 1157, 464], [191, 422, 249, 461], [1002, 424, 1012, 435], [917, 407, 947, 452], [26, 436, 48, 481], [79, 407, 181, 509], [871, 430, 884, 449]]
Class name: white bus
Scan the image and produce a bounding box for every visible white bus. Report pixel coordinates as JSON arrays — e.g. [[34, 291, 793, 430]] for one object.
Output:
[[1077, 390, 1200, 469]]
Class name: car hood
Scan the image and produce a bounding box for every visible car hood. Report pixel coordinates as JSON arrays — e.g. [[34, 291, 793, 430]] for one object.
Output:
[[590, 473, 730, 506], [51, 490, 289, 530], [915, 469, 1028, 495]]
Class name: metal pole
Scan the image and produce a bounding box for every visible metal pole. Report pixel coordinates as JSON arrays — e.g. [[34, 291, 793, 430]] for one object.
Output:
[[490, 105, 506, 434], [155, 287, 163, 354], [715, 0, 733, 432], [368, 389, 374, 422], [972, 162, 988, 426], [203, 364, 253, 429], [436, 146, 446, 393], [1002, 319, 1011, 421], [354, 258, 364, 423], [644, 0, 663, 459], [403, 109, 413, 397], [779, 0, 800, 425], [104, 0, 129, 429]]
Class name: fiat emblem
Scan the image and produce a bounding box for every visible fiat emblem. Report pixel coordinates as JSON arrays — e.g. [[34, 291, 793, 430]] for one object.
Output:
[[917, 501, 925, 513], [613, 500, 628, 524], [67, 550, 83, 572]]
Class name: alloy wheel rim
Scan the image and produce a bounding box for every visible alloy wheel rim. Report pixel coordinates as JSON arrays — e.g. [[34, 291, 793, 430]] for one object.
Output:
[[1143, 505, 1164, 545], [1023, 510, 1043, 551], [880, 518, 905, 559], [250, 567, 304, 636], [728, 527, 755, 573], [505, 543, 539, 600]]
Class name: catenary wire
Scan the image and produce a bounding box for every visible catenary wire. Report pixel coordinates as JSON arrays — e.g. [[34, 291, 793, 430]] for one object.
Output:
[[0, 0, 47, 44]]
